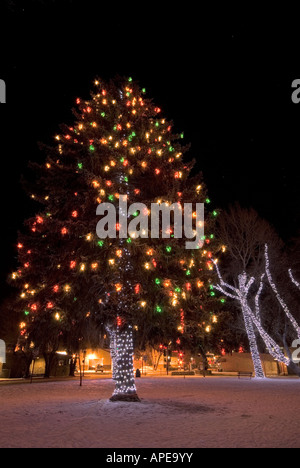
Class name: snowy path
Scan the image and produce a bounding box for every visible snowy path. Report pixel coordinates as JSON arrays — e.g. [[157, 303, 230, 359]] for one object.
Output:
[[0, 377, 299, 448]]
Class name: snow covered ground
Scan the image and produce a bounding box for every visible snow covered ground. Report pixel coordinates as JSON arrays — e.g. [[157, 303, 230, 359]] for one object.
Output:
[[0, 376, 299, 448]]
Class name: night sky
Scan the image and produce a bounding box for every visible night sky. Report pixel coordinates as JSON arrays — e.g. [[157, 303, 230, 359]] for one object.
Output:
[[0, 2, 299, 298]]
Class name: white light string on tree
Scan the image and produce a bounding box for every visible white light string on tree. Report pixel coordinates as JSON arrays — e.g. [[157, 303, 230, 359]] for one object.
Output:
[[288, 269, 300, 291], [213, 261, 265, 378], [110, 325, 140, 402], [265, 245, 300, 340], [214, 256, 299, 374], [247, 276, 290, 367]]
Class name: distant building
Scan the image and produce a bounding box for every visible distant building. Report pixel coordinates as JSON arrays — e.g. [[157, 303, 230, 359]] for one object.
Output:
[[216, 353, 288, 376], [27, 348, 112, 377]]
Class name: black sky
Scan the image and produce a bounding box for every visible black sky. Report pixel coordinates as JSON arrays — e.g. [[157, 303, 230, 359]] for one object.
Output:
[[0, 2, 300, 297]]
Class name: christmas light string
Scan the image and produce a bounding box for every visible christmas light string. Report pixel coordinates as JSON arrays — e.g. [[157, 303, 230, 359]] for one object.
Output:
[[288, 269, 300, 291], [214, 252, 300, 372], [265, 245, 300, 340], [213, 262, 265, 378], [255, 274, 265, 319], [246, 282, 291, 367], [110, 325, 139, 402]]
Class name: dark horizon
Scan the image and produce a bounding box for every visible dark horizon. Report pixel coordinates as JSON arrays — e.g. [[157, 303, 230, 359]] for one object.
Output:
[[0, 3, 300, 298]]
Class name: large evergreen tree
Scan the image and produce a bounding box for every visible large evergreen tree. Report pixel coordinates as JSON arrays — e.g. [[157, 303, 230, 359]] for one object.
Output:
[[10, 77, 220, 400]]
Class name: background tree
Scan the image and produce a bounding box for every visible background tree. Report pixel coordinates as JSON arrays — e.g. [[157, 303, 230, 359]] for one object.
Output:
[[215, 204, 300, 377], [215, 204, 283, 377]]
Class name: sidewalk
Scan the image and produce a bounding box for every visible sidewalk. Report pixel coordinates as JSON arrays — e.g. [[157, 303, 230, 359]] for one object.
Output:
[[1, 371, 295, 385], [0, 373, 112, 385]]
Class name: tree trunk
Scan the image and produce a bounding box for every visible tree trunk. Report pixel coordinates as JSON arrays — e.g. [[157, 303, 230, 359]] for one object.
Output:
[[154, 351, 163, 371], [43, 352, 56, 378], [109, 328, 117, 381], [69, 356, 77, 377], [109, 325, 140, 402], [23, 353, 33, 379], [241, 301, 265, 378], [198, 345, 209, 377], [287, 360, 300, 377]]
